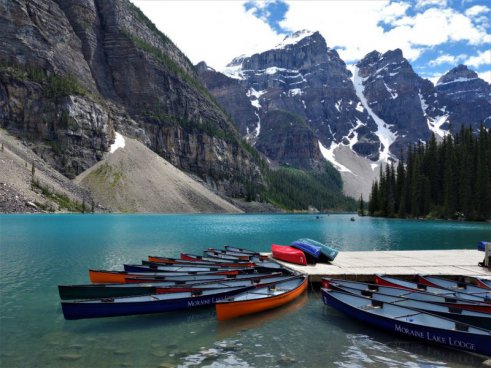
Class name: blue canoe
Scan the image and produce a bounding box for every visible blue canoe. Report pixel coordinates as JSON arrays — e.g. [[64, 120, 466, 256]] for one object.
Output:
[[123, 264, 246, 274], [62, 285, 255, 320], [322, 278, 491, 314], [291, 238, 338, 263], [478, 241, 490, 252], [325, 281, 491, 329], [321, 288, 491, 357]]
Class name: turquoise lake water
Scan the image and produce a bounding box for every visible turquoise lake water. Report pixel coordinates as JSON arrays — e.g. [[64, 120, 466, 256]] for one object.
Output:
[[1, 214, 490, 367]]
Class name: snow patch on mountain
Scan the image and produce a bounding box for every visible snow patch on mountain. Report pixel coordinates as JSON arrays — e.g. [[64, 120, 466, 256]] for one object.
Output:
[[384, 81, 398, 99], [436, 77, 478, 86], [288, 88, 303, 97], [350, 65, 397, 163], [247, 88, 266, 109], [318, 141, 354, 174], [275, 30, 314, 50], [222, 64, 245, 80], [418, 92, 448, 139], [110, 132, 125, 153]]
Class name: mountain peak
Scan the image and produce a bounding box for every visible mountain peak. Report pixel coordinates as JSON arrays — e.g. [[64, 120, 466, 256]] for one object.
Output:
[[382, 48, 403, 60], [437, 64, 479, 85], [274, 30, 320, 49], [195, 61, 215, 73]]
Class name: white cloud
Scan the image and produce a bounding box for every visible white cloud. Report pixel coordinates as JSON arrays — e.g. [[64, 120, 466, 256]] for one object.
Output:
[[465, 5, 490, 17], [465, 50, 491, 67], [129, 0, 490, 75], [280, 1, 488, 63], [428, 54, 467, 66], [477, 69, 491, 83], [130, 0, 282, 70], [414, 0, 448, 9]]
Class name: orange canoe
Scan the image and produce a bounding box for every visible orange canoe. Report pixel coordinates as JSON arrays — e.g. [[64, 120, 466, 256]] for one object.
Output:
[[215, 275, 308, 320]]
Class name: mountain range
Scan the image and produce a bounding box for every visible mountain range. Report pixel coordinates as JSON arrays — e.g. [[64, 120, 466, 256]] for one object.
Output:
[[197, 30, 491, 197], [1, 1, 489, 212]]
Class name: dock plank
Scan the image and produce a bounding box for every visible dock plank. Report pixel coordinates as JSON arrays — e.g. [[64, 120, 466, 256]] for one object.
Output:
[[268, 250, 490, 282]]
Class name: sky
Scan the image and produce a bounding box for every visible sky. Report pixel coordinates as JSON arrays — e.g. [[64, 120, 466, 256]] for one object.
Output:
[[131, 0, 490, 84]]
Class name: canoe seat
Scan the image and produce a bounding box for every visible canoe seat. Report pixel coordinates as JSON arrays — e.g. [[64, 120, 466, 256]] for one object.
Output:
[[101, 298, 114, 303], [371, 300, 383, 308], [448, 307, 463, 314], [454, 322, 469, 332], [361, 290, 373, 297]]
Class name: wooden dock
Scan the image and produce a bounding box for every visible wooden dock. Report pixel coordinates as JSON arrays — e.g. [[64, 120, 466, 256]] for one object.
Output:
[[269, 249, 491, 282]]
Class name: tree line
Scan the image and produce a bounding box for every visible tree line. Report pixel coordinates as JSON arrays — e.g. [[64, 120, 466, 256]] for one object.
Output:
[[367, 126, 491, 221]]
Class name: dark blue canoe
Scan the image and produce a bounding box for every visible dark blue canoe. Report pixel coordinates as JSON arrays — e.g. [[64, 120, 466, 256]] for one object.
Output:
[[418, 275, 491, 296], [326, 281, 491, 329], [321, 288, 491, 357], [375, 275, 491, 303], [291, 238, 338, 263], [323, 278, 491, 313], [123, 264, 246, 274], [62, 285, 254, 320]]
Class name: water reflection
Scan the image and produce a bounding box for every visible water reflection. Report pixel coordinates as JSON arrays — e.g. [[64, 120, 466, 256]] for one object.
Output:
[[215, 292, 309, 340]]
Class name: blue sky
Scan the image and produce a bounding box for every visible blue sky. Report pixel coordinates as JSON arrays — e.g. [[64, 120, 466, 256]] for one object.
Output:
[[132, 0, 490, 83]]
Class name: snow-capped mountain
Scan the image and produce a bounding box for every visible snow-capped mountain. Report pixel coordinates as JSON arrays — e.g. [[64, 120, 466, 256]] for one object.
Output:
[[435, 65, 491, 129], [197, 31, 491, 197]]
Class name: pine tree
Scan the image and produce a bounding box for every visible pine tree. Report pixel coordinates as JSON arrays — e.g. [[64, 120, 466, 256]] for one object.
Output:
[[359, 194, 365, 216]]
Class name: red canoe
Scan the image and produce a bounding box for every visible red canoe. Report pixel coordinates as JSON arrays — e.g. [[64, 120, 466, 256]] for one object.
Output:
[[271, 244, 307, 266]]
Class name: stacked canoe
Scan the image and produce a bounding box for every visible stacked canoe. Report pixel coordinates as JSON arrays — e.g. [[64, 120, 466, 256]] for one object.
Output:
[[59, 246, 307, 321], [271, 238, 338, 266], [322, 274, 491, 357]]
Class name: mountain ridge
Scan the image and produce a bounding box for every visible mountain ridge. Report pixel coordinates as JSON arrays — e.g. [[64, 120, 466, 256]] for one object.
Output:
[[197, 30, 491, 198]]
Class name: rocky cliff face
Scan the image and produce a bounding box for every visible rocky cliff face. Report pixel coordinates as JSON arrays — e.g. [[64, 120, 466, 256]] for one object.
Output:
[[435, 65, 491, 130], [0, 0, 262, 196]]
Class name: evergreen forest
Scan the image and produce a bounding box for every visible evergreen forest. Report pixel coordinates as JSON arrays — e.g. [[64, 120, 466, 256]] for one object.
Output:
[[367, 126, 491, 221]]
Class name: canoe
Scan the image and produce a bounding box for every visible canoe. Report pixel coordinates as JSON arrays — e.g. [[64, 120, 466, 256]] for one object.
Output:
[[208, 248, 256, 257], [321, 288, 491, 357], [147, 256, 255, 268], [179, 253, 281, 271], [476, 278, 491, 290], [478, 241, 490, 252], [375, 275, 491, 304], [61, 285, 255, 320], [271, 244, 307, 266], [59, 280, 209, 300], [224, 246, 268, 259], [291, 238, 338, 263], [122, 264, 244, 274], [89, 269, 240, 284], [215, 275, 308, 320], [322, 278, 491, 314], [59, 274, 288, 300], [203, 251, 249, 261], [417, 275, 491, 297], [124, 272, 282, 284], [325, 281, 491, 329], [180, 253, 253, 264]]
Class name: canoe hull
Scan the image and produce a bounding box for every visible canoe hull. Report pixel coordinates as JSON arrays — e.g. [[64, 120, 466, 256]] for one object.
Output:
[[321, 289, 491, 357], [216, 277, 308, 321], [326, 282, 491, 329], [58, 285, 159, 300], [271, 244, 307, 266], [89, 270, 239, 284], [62, 287, 253, 320]]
